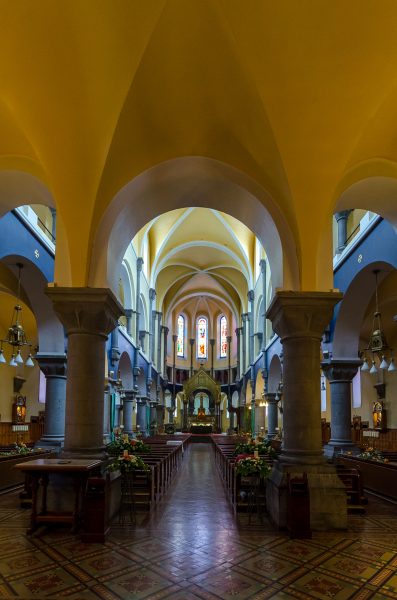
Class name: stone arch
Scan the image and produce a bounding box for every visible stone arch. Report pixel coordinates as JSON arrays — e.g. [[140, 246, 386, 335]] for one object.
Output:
[[332, 261, 397, 359], [89, 157, 299, 296], [0, 256, 64, 354], [231, 390, 239, 408], [268, 354, 282, 393], [118, 351, 134, 389]]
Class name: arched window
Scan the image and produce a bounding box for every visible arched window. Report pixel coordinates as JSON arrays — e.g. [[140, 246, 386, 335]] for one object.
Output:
[[220, 315, 228, 358], [197, 316, 207, 359], [177, 314, 184, 357]]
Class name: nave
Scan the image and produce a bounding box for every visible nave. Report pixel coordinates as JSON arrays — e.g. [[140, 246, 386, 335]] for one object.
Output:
[[0, 445, 397, 599]]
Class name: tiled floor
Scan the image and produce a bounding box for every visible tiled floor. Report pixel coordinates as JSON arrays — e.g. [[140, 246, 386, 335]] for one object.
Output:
[[0, 444, 396, 599]]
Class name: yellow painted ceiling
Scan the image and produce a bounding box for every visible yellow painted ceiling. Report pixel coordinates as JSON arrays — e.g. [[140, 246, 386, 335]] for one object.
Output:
[[1, 1, 397, 288]]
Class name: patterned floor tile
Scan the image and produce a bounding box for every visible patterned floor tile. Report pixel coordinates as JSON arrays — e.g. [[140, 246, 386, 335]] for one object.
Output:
[[288, 570, 360, 599], [1, 446, 397, 599], [5, 565, 87, 598], [101, 565, 175, 599], [190, 565, 270, 600]]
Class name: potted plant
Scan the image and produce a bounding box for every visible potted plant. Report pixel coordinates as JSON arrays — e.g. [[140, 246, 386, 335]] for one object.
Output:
[[235, 456, 271, 481], [106, 452, 150, 474], [106, 434, 150, 456]]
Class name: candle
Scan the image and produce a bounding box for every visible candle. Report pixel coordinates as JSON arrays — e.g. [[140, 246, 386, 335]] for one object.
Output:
[[123, 449, 129, 457], [254, 450, 259, 458]]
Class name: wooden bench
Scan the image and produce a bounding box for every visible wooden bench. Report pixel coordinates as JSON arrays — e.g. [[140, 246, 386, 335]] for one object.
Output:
[[335, 463, 366, 513]]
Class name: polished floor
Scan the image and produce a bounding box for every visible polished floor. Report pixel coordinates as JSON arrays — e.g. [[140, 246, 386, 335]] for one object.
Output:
[[0, 444, 397, 599]]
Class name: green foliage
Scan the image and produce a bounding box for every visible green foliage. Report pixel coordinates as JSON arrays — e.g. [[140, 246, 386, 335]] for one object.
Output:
[[234, 440, 276, 458], [106, 435, 150, 456], [357, 447, 388, 462], [106, 453, 150, 473], [235, 456, 271, 479]]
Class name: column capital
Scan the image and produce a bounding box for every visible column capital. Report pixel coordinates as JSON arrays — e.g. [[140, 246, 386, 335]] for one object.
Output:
[[227, 335, 232, 344], [247, 289, 255, 303], [235, 327, 242, 336], [259, 258, 267, 273], [45, 287, 124, 337], [189, 338, 195, 346], [266, 290, 343, 341], [264, 392, 279, 404], [137, 257, 144, 271], [162, 326, 169, 335], [334, 210, 352, 222], [172, 334, 178, 343], [321, 358, 362, 382], [242, 313, 249, 322], [209, 338, 215, 347], [149, 288, 156, 301], [35, 352, 67, 378]]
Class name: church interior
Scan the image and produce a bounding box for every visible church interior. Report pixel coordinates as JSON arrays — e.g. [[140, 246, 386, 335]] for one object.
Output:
[[0, 2, 397, 598]]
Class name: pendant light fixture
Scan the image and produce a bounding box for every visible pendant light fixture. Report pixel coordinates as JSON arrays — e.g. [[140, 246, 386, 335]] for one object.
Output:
[[0, 263, 35, 367], [360, 270, 395, 375]]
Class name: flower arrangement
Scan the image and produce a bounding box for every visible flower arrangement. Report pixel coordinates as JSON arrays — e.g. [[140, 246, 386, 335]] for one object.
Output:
[[235, 455, 271, 479], [358, 447, 388, 463], [0, 442, 33, 457], [106, 453, 150, 473], [106, 434, 150, 456], [234, 438, 276, 458]]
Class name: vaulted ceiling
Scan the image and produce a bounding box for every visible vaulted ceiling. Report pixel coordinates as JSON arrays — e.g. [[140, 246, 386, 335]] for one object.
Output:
[[1, 1, 397, 289], [132, 208, 263, 323]]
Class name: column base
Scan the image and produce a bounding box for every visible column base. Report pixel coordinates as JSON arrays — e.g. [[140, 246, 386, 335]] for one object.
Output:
[[323, 441, 358, 459], [266, 460, 347, 531], [35, 437, 64, 453]]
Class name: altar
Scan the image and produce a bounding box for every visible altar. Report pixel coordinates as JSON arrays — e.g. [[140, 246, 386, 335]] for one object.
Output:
[[188, 414, 216, 434]]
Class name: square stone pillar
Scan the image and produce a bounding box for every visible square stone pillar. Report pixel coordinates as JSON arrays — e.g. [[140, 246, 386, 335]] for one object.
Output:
[[266, 291, 347, 531], [46, 287, 124, 458]]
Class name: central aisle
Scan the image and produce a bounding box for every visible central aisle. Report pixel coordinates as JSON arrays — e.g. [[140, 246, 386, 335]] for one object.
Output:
[[144, 442, 237, 541]]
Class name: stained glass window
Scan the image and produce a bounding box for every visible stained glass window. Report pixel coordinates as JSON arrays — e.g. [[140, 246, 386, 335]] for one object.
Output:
[[197, 317, 207, 358], [177, 315, 184, 357], [220, 316, 228, 357]]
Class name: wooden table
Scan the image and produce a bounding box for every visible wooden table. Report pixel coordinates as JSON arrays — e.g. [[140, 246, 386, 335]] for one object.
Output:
[[15, 458, 101, 534]]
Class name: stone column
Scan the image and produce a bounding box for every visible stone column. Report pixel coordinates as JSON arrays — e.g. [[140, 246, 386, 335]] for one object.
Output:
[[265, 392, 279, 439], [156, 311, 162, 373], [227, 335, 234, 431], [266, 290, 347, 531], [123, 389, 136, 435], [136, 396, 147, 433], [149, 288, 156, 363], [163, 326, 169, 381], [167, 406, 174, 424], [260, 259, 267, 348], [182, 397, 189, 431], [335, 210, 352, 254], [124, 308, 133, 337], [235, 327, 242, 380], [247, 290, 255, 366], [135, 257, 144, 344], [35, 353, 67, 449], [210, 338, 215, 378], [189, 338, 195, 377], [45, 287, 124, 457], [321, 359, 361, 457], [172, 334, 177, 411], [150, 401, 158, 431], [241, 314, 249, 374]]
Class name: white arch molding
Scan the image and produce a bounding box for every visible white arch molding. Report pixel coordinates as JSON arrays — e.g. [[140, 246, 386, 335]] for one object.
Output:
[[89, 157, 299, 295]]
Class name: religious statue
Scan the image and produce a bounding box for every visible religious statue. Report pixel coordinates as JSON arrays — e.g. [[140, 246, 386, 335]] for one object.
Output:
[[197, 393, 206, 417]]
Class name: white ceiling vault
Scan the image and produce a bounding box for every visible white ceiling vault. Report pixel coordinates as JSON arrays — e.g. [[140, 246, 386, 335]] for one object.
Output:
[[132, 207, 264, 329]]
